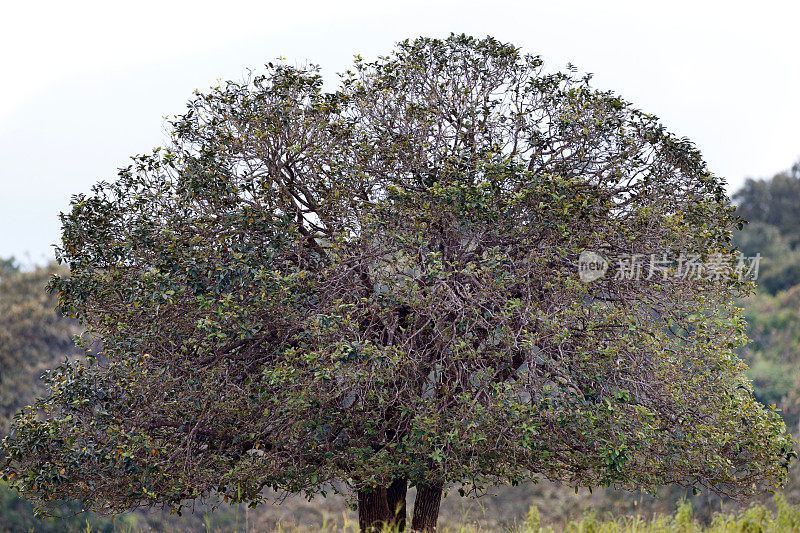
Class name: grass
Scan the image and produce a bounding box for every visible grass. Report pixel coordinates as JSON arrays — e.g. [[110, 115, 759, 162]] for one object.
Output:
[[8, 491, 800, 532], [209, 495, 800, 532], [499, 495, 800, 533]]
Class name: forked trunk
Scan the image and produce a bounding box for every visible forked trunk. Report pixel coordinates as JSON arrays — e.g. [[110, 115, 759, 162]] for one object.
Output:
[[358, 478, 408, 532], [411, 482, 443, 532]]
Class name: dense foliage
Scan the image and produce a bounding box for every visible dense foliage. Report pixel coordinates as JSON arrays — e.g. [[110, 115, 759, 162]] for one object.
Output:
[[0, 265, 120, 531], [2, 35, 795, 531]]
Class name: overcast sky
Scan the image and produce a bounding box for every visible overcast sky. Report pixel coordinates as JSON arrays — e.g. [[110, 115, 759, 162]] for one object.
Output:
[[2, 0, 799, 264]]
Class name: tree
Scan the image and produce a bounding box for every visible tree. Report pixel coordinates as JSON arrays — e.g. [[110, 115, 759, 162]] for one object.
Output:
[[0, 256, 21, 280], [732, 161, 800, 294], [2, 35, 795, 532], [733, 220, 800, 295], [733, 160, 800, 247]]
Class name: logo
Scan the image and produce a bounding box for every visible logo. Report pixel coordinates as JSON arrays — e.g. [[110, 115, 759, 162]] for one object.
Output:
[[578, 250, 608, 282]]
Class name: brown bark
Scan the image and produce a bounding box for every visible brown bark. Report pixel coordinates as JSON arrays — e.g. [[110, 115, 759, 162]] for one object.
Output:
[[358, 486, 391, 532], [358, 478, 409, 532], [411, 482, 443, 532], [387, 477, 408, 530]]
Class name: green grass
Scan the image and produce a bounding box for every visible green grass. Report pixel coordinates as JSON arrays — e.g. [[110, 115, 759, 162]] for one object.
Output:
[[505, 495, 800, 533]]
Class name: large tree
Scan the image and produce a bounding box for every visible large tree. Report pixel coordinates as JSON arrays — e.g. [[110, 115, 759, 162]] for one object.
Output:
[[2, 35, 795, 532]]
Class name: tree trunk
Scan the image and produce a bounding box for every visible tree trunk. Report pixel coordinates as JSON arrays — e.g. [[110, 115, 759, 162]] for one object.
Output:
[[411, 482, 443, 532], [387, 477, 408, 530], [358, 486, 390, 532]]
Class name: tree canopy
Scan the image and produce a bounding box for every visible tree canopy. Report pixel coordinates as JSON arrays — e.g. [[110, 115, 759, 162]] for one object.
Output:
[[2, 35, 795, 532]]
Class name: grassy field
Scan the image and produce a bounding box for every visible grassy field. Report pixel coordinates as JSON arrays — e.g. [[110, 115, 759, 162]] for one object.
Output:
[[15, 496, 798, 532], [5, 487, 799, 533]]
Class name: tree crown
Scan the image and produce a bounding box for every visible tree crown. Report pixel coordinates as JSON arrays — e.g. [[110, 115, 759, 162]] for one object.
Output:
[[3, 34, 794, 516]]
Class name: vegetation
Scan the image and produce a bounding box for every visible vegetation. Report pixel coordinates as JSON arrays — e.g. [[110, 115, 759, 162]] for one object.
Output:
[[739, 286, 800, 430], [0, 264, 81, 436], [1, 37, 799, 533], [0, 266, 114, 531], [732, 160, 800, 428], [733, 160, 800, 294], [734, 160, 800, 248], [0, 238, 799, 527], [512, 496, 800, 533], [0, 265, 290, 532]]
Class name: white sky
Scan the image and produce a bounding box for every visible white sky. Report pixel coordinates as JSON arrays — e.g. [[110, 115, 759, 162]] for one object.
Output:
[[1, 0, 799, 264]]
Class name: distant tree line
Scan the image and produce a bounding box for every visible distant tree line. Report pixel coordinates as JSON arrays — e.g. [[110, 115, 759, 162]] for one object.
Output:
[[734, 159, 800, 294]]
